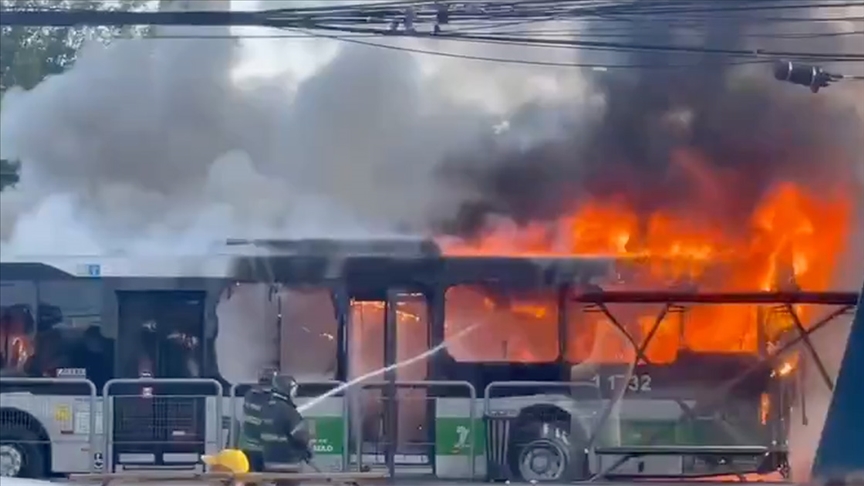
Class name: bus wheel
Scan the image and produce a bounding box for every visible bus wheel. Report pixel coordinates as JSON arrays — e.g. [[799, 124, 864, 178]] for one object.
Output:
[[0, 426, 46, 478], [510, 421, 577, 482]]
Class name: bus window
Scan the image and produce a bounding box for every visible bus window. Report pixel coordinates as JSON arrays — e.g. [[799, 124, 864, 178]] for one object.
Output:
[[566, 302, 680, 365], [0, 281, 36, 375], [215, 284, 280, 385], [350, 296, 429, 379], [444, 285, 558, 362], [394, 296, 429, 380], [37, 281, 102, 332], [214, 285, 342, 385], [33, 281, 113, 389], [279, 288, 338, 380], [116, 291, 204, 379], [28, 326, 113, 387], [0, 305, 35, 375], [0, 280, 114, 389], [351, 301, 384, 378]]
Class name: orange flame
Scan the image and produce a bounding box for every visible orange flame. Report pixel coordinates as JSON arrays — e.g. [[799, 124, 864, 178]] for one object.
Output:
[[440, 170, 852, 363]]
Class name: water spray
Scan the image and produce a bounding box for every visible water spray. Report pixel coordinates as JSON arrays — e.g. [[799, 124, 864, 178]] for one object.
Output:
[[298, 321, 482, 413]]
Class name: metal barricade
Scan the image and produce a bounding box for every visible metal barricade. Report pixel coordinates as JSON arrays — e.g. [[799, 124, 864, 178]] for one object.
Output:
[[0, 377, 99, 474], [356, 380, 477, 480], [229, 379, 349, 471], [103, 378, 223, 473], [484, 380, 603, 482]]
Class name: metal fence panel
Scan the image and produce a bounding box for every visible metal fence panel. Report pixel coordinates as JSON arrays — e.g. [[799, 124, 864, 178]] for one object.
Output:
[[229, 379, 349, 471], [356, 380, 477, 480], [103, 378, 223, 473], [0, 377, 98, 474]]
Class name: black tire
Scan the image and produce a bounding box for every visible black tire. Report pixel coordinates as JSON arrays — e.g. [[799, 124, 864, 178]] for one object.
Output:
[[508, 420, 587, 482], [0, 425, 47, 478]]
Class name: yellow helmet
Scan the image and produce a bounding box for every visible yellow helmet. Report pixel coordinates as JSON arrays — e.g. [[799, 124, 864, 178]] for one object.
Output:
[[201, 449, 250, 473]]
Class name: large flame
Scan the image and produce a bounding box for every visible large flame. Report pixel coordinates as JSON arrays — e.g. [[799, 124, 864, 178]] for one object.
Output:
[[439, 152, 853, 364]]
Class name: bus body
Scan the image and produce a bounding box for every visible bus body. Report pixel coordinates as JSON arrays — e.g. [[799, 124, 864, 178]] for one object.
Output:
[[0, 238, 798, 481]]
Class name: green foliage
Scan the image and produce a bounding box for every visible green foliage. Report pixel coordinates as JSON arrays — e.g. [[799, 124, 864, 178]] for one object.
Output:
[[0, 0, 149, 190]]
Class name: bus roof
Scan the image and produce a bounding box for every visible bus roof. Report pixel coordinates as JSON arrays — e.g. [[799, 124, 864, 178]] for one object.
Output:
[[0, 238, 614, 291]]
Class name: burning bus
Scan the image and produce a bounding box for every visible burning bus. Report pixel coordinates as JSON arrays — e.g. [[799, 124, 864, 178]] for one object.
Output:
[[1, 235, 857, 481]]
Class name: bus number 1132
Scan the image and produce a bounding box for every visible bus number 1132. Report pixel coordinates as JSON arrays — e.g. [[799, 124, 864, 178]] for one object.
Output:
[[607, 374, 652, 393]]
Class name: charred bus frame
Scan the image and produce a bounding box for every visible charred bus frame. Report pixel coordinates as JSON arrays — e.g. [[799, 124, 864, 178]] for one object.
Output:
[[0, 238, 858, 481]]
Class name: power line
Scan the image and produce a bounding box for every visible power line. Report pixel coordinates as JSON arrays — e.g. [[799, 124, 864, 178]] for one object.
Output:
[[2, 2, 862, 65], [131, 28, 860, 70], [138, 27, 769, 71], [142, 29, 864, 41], [290, 28, 774, 70], [5, 1, 864, 27], [304, 23, 864, 62]]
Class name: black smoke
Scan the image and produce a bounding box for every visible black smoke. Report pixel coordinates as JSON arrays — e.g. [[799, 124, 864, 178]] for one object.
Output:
[[435, 5, 864, 238]]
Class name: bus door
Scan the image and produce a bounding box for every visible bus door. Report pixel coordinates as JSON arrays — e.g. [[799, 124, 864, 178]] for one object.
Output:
[[350, 292, 431, 472], [111, 290, 207, 469], [386, 291, 432, 470]]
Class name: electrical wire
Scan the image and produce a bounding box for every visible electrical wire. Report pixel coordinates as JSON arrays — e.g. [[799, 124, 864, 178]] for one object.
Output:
[[327, 0, 864, 25], [3, 0, 863, 67], [442, 27, 864, 41], [6, 0, 864, 27], [142, 29, 864, 41], [281, 27, 772, 71], [300, 22, 864, 62]]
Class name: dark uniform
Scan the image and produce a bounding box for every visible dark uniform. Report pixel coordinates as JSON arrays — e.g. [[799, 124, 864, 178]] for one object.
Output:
[[259, 375, 313, 468], [238, 369, 277, 472]]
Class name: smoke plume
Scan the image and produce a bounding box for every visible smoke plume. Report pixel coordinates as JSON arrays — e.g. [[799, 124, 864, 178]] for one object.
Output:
[[437, 8, 863, 238], [1, 0, 573, 255], [5, 2, 858, 260], [429, 4, 863, 481]]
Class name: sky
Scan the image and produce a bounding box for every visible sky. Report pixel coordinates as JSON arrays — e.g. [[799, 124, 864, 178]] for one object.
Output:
[[0, 0, 860, 258], [0, 0, 603, 256]]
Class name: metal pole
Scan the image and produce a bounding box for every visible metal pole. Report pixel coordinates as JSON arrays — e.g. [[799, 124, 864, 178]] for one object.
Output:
[[384, 291, 399, 482], [336, 287, 362, 473], [334, 286, 353, 472]]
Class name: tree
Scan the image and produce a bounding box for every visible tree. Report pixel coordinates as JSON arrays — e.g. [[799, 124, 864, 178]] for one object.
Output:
[[0, 0, 148, 190]]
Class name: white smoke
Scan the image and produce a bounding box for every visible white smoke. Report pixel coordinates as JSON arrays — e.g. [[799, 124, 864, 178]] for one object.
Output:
[[0, 0, 594, 256], [214, 283, 279, 385]]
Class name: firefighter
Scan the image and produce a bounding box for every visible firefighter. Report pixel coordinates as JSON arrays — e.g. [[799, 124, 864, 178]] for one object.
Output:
[[238, 368, 276, 472], [260, 375, 314, 470]]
